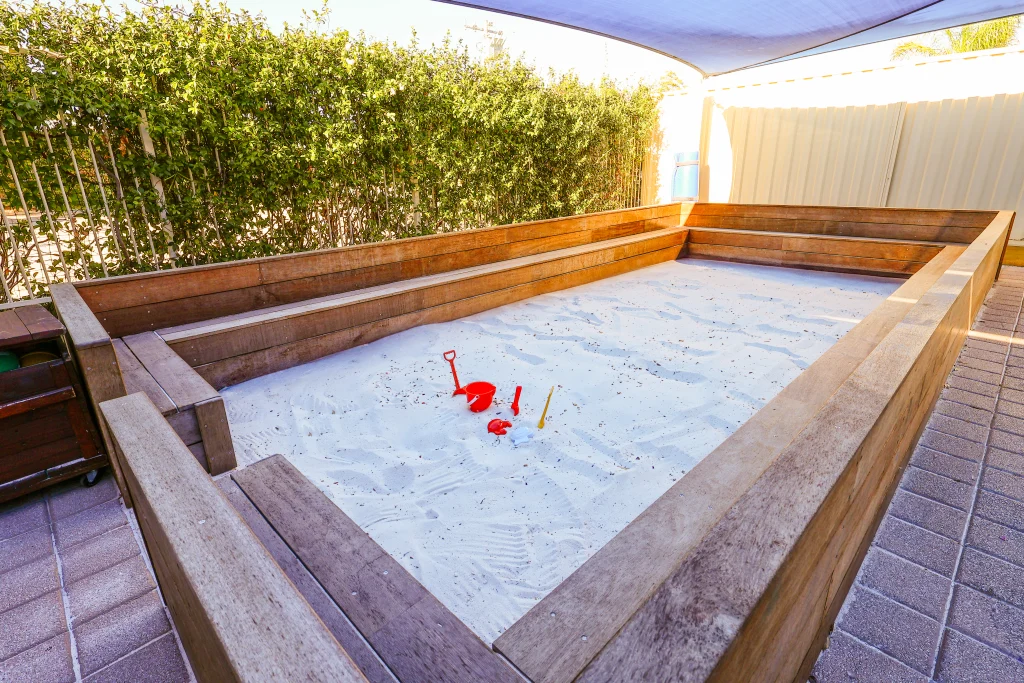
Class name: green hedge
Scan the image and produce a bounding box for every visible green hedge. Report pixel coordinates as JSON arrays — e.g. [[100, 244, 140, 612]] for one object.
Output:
[[0, 1, 658, 291]]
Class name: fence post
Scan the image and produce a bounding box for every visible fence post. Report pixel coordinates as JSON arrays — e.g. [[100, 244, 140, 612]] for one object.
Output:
[[138, 110, 177, 265]]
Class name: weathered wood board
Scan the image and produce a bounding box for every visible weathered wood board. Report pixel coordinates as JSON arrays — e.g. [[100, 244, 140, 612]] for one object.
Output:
[[230, 455, 520, 683], [493, 244, 965, 683], [99, 392, 367, 683]]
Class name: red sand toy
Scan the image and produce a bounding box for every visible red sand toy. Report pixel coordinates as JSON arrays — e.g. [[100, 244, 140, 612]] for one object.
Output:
[[511, 386, 522, 416], [465, 381, 496, 412], [443, 350, 466, 396], [488, 419, 513, 435]]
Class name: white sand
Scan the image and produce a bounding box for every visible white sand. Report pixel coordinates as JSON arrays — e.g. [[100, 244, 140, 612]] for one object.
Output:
[[222, 259, 899, 642]]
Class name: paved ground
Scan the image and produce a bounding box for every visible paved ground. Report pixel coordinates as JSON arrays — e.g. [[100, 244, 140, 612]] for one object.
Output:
[[813, 266, 1024, 682], [0, 473, 192, 683]]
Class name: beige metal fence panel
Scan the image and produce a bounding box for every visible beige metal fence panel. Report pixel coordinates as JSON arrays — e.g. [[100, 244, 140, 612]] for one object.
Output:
[[888, 93, 1024, 231], [719, 102, 904, 207]]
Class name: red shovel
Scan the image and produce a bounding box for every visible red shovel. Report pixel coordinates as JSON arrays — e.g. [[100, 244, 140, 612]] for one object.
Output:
[[444, 350, 466, 396]]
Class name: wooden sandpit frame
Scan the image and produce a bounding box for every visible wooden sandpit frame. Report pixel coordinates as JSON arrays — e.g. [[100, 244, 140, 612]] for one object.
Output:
[[53, 202, 1014, 682]]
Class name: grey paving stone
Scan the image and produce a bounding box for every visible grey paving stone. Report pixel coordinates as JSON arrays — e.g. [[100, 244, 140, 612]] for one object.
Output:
[[940, 387, 997, 412], [967, 517, 1024, 569], [957, 353, 1006, 375], [1001, 374, 1024, 392], [981, 467, 1024, 504], [52, 499, 126, 552], [934, 399, 992, 427], [838, 585, 941, 675], [0, 525, 52, 578], [962, 344, 1007, 364], [948, 585, 1024, 661], [1005, 364, 1024, 381], [0, 632, 74, 683], [947, 375, 1000, 398], [992, 412, 1024, 436], [926, 414, 989, 444], [910, 446, 979, 486], [975, 489, 1024, 532], [46, 476, 119, 522], [1001, 386, 1024, 405], [935, 628, 1024, 683], [60, 525, 141, 586], [857, 548, 951, 620], [901, 467, 973, 511], [0, 553, 59, 614], [83, 632, 189, 683], [875, 516, 959, 577], [996, 397, 1024, 419], [952, 365, 1003, 387], [67, 555, 155, 626], [0, 495, 48, 543], [0, 591, 66, 661], [918, 430, 984, 462], [887, 489, 968, 541], [1006, 354, 1024, 370], [989, 428, 1024, 454], [988, 446, 1024, 477], [958, 547, 1024, 610], [74, 590, 171, 677], [812, 629, 927, 683]]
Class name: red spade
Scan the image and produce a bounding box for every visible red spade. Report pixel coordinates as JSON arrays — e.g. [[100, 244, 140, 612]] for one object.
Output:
[[443, 350, 466, 396]]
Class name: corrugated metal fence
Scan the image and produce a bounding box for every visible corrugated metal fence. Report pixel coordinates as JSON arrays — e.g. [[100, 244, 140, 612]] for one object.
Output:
[[691, 48, 1024, 241]]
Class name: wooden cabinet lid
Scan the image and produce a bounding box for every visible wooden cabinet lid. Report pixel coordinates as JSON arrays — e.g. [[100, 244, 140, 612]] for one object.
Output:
[[0, 305, 65, 349]]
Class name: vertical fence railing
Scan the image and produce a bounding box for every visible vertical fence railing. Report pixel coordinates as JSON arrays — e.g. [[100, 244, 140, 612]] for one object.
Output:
[[1, 110, 653, 305]]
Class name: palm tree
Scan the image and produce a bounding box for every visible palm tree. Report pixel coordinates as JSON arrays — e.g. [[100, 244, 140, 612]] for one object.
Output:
[[893, 15, 1021, 59]]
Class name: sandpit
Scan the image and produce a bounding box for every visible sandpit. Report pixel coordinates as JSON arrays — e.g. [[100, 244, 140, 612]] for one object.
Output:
[[222, 259, 899, 642]]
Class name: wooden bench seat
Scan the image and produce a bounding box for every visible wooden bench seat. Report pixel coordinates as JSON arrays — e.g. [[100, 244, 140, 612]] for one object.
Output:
[[157, 227, 688, 388], [113, 333, 235, 475], [221, 455, 520, 683]]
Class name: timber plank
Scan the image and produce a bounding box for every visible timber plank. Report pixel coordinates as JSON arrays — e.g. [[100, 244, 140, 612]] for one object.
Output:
[[0, 362, 57, 403], [194, 244, 683, 388], [194, 397, 236, 475], [688, 203, 996, 228], [683, 213, 984, 243], [231, 455, 519, 683], [14, 305, 65, 340], [0, 436, 81, 483], [575, 216, 1009, 682], [166, 407, 201, 446], [100, 393, 366, 682], [163, 229, 685, 367], [493, 245, 965, 683], [77, 204, 682, 317], [96, 212, 678, 338], [218, 477, 397, 683], [0, 309, 32, 347], [122, 332, 218, 408], [687, 227, 948, 261], [112, 338, 176, 416], [688, 242, 923, 277]]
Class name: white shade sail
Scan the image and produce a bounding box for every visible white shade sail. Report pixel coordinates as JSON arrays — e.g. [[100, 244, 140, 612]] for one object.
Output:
[[435, 0, 1024, 75]]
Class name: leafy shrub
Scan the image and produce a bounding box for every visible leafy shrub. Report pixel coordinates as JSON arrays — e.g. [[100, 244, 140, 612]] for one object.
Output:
[[0, 1, 658, 286]]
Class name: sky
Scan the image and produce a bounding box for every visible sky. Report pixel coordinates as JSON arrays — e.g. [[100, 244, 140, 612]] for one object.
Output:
[[125, 0, 916, 87]]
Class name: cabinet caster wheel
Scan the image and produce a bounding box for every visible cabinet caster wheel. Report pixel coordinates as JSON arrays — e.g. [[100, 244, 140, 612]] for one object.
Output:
[[81, 469, 100, 487]]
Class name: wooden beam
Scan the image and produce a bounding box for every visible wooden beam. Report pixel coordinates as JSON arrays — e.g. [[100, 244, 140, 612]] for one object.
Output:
[[77, 204, 683, 337], [50, 283, 130, 505], [162, 228, 686, 368], [192, 243, 685, 388], [575, 213, 1010, 682], [492, 244, 964, 683], [99, 392, 366, 683], [231, 455, 519, 683]]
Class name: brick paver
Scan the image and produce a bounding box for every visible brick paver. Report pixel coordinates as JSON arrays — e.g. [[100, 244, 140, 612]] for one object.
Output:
[[814, 266, 1024, 682], [0, 473, 192, 683]]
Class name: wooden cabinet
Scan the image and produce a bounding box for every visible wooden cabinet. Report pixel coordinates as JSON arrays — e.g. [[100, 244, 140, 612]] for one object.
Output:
[[0, 305, 106, 503]]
